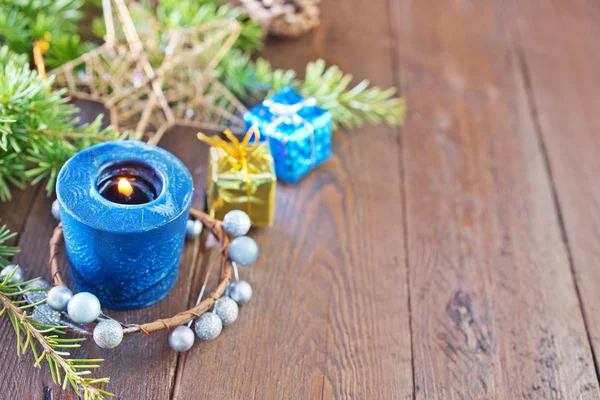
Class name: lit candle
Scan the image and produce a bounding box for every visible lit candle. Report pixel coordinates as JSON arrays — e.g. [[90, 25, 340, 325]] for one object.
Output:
[[56, 141, 193, 309]]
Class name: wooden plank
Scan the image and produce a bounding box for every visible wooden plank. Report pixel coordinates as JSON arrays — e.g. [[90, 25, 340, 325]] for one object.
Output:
[[0, 187, 40, 246], [391, 0, 600, 398], [0, 128, 207, 399], [0, 188, 43, 396], [504, 0, 600, 382], [173, 0, 413, 399]]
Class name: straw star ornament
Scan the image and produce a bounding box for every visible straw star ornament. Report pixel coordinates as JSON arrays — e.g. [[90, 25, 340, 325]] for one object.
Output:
[[49, 0, 248, 144]]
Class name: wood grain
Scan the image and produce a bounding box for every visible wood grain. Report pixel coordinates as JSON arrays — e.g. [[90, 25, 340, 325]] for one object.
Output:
[[0, 187, 40, 246], [504, 0, 600, 383], [4, 0, 600, 398], [392, 0, 599, 398], [0, 187, 43, 398], [172, 0, 413, 399]]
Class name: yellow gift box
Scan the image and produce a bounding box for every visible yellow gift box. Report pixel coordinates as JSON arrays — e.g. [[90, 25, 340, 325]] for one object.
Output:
[[199, 128, 276, 227]]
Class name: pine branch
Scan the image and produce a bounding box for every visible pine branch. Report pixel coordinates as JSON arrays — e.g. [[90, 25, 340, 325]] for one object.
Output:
[[300, 59, 405, 130], [0, 223, 112, 399], [0, 286, 112, 399], [148, 0, 264, 52], [44, 34, 96, 70], [92, 0, 265, 62], [0, 0, 94, 68], [0, 223, 19, 267], [218, 56, 405, 130], [0, 45, 127, 201], [218, 50, 297, 102]]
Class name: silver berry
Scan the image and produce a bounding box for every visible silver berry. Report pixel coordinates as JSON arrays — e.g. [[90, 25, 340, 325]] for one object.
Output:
[[51, 199, 61, 221], [67, 292, 101, 324], [93, 319, 123, 349], [186, 219, 203, 238], [228, 280, 253, 305], [47, 286, 73, 311], [169, 325, 195, 352], [228, 236, 259, 266], [222, 210, 251, 237], [194, 312, 222, 340], [24, 280, 50, 304], [0, 264, 24, 284], [213, 296, 239, 326]]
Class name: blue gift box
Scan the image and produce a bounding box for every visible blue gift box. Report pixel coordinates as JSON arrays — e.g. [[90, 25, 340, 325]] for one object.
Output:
[[244, 86, 333, 184]]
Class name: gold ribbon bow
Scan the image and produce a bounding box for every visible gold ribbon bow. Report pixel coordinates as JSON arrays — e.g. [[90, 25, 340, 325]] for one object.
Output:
[[197, 126, 268, 215], [33, 32, 52, 80]]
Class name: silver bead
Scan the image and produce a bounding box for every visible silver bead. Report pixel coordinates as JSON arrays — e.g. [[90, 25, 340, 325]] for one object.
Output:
[[222, 210, 251, 237], [47, 286, 74, 311], [51, 199, 61, 221], [93, 320, 123, 349], [33, 304, 61, 325], [194, 312, 222, 340], [0, 264, 24, 284], [24, 280, 50, 304], [228, 236, 259, 266], [169, 325, 195, 352], [186, 219, 203, 238], [67, 292, 101, 324], [213, 296, 239, 326], [228, 280, 253, 305]]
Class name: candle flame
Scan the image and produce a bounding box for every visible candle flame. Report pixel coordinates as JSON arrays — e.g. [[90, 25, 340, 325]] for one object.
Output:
[[118, 178, 133, 197]]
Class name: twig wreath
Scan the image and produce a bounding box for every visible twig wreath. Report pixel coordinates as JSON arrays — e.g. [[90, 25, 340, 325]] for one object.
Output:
[[40, 206, 256, 349], [0, 206, 257, 398]]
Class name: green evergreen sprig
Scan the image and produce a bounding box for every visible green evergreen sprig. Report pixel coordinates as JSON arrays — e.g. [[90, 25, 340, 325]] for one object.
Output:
[[218, 55, 405, 130], [0, 224, 112, 399], [301, 60, 405, 129], [0, 283, 113, 399], [0, 0, 95, 68], [149, 0, 264, 52], [0, 45, 128, 201], [91, 0, 264, 58], [0, 223, 19, 267]]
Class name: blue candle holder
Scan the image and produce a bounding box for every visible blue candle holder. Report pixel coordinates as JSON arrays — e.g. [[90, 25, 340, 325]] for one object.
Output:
[[56, 141, 193, 310]]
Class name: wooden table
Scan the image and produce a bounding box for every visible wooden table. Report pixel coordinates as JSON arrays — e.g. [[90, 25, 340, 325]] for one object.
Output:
[[2, 0, 600, 398]]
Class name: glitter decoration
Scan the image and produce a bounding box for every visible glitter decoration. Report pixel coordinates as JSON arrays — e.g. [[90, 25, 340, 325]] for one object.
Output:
[[213, 297, 239, 326], [32, 304, 62, 326], [201, 128, 276, 227], [244, 86, 333, 184], [23, 280, 50, 304], [93, 320, 124, 349], [194, 312, 222, 340]]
